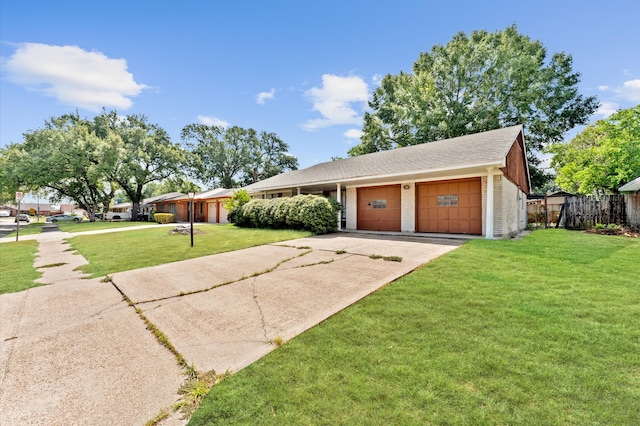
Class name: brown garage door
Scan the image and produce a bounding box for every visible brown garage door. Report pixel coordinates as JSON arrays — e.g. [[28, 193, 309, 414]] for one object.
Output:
[[417, 178, 482, 234], [357, 185, 401, 231]]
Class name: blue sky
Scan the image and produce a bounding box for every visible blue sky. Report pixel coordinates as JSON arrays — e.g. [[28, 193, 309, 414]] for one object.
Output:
[[1, 0, 639, 175]]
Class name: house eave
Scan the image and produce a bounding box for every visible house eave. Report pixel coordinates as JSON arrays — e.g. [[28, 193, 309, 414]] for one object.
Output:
[[246, 160, 505, 193]]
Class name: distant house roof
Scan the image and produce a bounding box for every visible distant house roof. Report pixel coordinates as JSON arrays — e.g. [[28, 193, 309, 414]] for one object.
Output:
[[619, 177, 640, 193], [161, 188, 235, 202], [145, 192, 185, 203], [110, 192, 186, 209], [195, 188, 234, 199], [244, 125, 527, 192]]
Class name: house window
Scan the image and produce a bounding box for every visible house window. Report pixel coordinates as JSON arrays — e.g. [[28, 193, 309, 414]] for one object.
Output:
[[437, 194, 458, 206], [169, 203, 177, 214], [372, 199, 387, 209]]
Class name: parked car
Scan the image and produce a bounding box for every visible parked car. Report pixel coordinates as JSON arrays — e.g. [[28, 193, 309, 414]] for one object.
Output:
[[46, 214, 81, 223], [15, 213, 30, 223], [0, 210, 10, 217]]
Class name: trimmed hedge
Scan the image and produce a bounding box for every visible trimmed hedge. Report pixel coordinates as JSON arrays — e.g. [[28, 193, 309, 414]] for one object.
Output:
[[232, 195, 340, 234], [154, 213, 176, 224]]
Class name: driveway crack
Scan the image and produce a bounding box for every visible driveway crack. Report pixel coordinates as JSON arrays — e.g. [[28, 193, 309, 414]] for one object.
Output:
[[251, 277, 269, 343]]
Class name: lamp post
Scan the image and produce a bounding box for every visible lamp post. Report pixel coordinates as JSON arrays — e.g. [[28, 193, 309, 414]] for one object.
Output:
[[188, 192, 195, 247]]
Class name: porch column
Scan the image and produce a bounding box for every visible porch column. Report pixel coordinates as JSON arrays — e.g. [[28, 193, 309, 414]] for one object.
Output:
[[485, 167, 495, 239], [296, 187, 301, 195], [336, 183, 342, 230]]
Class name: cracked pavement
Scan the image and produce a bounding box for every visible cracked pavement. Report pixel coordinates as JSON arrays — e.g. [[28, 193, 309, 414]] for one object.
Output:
[[1, 230, 462, 425]]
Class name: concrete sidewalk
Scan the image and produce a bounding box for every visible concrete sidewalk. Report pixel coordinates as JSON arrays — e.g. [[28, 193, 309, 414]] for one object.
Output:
[[1, 230, 462, 425]]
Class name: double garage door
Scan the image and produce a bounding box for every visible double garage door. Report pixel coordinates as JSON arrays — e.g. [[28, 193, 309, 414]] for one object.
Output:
[[357, 178, 482, 235]]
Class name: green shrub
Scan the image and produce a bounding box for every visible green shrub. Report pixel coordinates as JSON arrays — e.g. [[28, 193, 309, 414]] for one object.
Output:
[[235, 195, 340, 234], [226, 190, 251, 225], [154, 213, 176, 224]]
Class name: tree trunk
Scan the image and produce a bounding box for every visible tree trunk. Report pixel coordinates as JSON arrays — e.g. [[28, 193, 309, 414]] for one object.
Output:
[[131, 201, 140, 222]]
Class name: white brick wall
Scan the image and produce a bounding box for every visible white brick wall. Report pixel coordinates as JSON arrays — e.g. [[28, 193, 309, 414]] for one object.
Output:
[[400, 182, 415, 232], [345, 187, 357, 230], [482, 174, 527, 238]]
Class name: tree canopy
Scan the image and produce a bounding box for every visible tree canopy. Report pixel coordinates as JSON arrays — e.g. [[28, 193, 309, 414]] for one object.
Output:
[[349, 25, 599, 190], [0, 113, 119, 219], [0, 111, 187, 220], [101, 112, 187, 221], [549, 105, 640, 194], [182, 124, 298, 188]]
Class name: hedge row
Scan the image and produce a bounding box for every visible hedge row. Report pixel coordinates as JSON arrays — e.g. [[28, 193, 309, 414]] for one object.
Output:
[[154, 213, 176, 224], [231, 195, 340, 234]]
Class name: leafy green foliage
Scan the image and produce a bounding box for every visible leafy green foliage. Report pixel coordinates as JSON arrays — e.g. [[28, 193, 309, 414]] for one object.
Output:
[[0, 113, 120, 220], [104, 112, 188, 221], [350, 25, 599, 190], [0, 111, 189, 221], [549, 105, 640, 194], [154, 213, 176, 224], [234, 195, 340, 234], [225, 189, 251, 224], [181, 124, 297, 188]]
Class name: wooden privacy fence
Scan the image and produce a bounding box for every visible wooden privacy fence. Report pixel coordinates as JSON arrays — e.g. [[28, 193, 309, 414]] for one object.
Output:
[[562, 194, 640, 229]]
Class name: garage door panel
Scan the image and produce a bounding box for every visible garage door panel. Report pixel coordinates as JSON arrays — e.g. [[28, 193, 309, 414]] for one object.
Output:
[[417, 178, 482, 235], [357, 185, 401, 232]]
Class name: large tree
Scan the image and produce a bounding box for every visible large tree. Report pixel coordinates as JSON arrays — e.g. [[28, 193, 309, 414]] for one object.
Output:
[[0, 113, 119, 220], [103, 112, 187, 221], [349, 25, 599, 189], [241, 131, 298, 185], [549, 105, 640, 194], [182, 124, 297, 188]]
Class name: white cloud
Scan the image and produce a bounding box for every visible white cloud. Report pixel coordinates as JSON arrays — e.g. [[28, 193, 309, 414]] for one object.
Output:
[[594, 101, 620, 118], [3, 43, 148, 111], [302, 74, 369, 131], [597, 85, 610, 91], [344, 128, 362, 139], [197, 115, 229, 127], [619, 79, 640, 102], [256, 88, 275, 104]]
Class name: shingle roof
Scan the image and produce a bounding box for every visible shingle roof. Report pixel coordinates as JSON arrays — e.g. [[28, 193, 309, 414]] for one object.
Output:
[[245, 125, 524, 191]]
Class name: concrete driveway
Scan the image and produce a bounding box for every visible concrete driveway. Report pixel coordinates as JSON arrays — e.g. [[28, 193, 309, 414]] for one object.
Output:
[[1, 232, 461, 425]]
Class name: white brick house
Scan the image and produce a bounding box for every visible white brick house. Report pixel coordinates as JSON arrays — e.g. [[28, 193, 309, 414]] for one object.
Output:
[[244, 125, 530, 239]]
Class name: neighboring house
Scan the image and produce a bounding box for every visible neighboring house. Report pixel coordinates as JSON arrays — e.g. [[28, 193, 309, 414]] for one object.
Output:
[[1, 203, 84, 217], [108, 192, 186, 221], [619, 176, 640, 193], [243, 125, 531, 239], [154, 189, 234, 223]]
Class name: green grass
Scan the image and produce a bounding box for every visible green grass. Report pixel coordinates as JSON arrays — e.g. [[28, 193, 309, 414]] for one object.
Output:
[[0, 241, 42, 294], [4, 222, 46, 238], [69, 224, 311, 277], [188, 229, 640, 425], [58, 220, 155, 233]]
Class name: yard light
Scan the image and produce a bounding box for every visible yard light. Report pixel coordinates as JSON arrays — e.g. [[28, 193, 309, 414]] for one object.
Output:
[[188, 192, 195, 247]]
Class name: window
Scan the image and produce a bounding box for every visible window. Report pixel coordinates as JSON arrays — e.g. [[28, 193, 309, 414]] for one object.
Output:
[[437, 194, 458, 206], [372, 199, 387, 209]]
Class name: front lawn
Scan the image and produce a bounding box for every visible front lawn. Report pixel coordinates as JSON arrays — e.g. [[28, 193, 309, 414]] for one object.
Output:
[[0, 241, 42, 294], [189, 229, 640, 425], [4, 222, 46, 238], [69, 224, 311, 278], [58, 221, 155, 233]]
